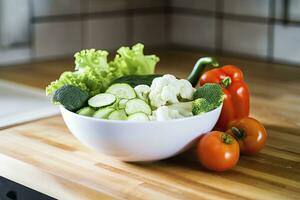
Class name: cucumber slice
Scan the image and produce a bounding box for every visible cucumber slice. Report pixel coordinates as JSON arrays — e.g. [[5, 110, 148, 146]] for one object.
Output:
[[88, 93, 116, 108], [118, 99, 129, 109], [93, 107, 115, 119], [125, 98, 152, 115], [106, 83, 136, 99], [128, 112, 149, 121], [108, 109, 127, 120], [76, 107, 95, 117]]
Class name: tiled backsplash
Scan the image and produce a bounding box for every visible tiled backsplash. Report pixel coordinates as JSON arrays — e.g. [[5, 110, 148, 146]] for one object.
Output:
[[1, 0, 300, 66]]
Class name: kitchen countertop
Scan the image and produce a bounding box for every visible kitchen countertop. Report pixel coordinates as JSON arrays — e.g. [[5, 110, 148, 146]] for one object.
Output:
[[0, 51, 299, 200]]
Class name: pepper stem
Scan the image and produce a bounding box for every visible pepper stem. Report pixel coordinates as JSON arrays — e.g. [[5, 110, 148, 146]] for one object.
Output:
[[187, 57, 219, 87], [231, 127, 245, 140], [220, 77, 232, 88], [221, 133, 233, 144]]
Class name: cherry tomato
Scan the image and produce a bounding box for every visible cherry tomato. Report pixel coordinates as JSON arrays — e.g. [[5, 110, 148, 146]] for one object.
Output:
[[227, 117, 267, 155], [197, 131, 240, 172]]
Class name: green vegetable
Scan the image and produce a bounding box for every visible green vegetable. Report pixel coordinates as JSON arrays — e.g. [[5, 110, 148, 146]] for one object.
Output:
[[52, 85, 89, 111], [46, 43, 159, 97], [111, 74, 163, 87], [128, 112, 149, 121], [192, 98, 214, 115], [193, 83, 224, 109], [88, 93, 116, 108], [187, 57, 219, 87], [76, 107, 96, 116], [125, 98, 152, 115], [118, 99, 129, 109], [108, 109, 127, 120], [93, 107, 115, 119], [106, 83, 136, 99]]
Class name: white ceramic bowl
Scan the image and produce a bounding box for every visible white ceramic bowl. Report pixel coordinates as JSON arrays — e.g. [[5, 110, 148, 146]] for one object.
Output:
[[60, 105, 222, 162]]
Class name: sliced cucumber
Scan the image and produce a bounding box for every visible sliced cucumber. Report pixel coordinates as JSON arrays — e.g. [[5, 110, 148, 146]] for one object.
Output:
[[76, 107, 95, 117], [88, 93, 116, 108], [108, 109, 127, 120], [106, 83, 136, 99], [128, 112, 149, 121], [93, 107, 115, 119], [118, 99, 129, 109], [125, 98, 152, 115]]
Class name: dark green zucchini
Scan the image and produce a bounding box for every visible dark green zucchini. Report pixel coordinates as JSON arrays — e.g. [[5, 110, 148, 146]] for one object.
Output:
[[111, 74, 163, 87]]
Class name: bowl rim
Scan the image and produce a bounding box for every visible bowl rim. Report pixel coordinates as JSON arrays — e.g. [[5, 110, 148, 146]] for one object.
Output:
[[60, 103, 222, 124]]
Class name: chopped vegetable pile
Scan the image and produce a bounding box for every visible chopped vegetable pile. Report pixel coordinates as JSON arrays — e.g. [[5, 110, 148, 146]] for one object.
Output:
[[47, 44, 224, 121]]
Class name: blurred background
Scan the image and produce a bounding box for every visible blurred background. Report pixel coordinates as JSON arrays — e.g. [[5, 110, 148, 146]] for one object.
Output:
[[0, 0, 300, 66]]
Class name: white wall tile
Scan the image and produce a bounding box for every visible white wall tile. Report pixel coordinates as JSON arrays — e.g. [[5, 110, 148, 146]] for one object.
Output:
[[274, 24, 300, 64], [222, 20, 268, 57], [171, 14, 215, 49], [275, 0, 300, 21], [84, 17, 129, 50], [132, 14, 166, 46], [87, 0, 128, 13], [32, 0, 81, 17], [33, 21, 81, 59], [224, 0, 270, 18], [171, 0, 215, 11], [129, 0, 166, 9]]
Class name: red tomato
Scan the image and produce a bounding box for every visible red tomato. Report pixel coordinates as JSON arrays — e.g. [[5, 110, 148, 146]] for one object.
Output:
[[227, 117, 267, 155], [197, 131, 240, 172]]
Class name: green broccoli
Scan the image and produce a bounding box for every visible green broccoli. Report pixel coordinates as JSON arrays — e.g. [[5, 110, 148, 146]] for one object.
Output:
[[192, 83, 224, 115], [192, 98, 214, 115]]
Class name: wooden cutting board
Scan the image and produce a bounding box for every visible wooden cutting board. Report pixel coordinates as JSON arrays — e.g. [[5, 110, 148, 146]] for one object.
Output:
[[0, 52, 300, 199], [0, 115, 299, 200]]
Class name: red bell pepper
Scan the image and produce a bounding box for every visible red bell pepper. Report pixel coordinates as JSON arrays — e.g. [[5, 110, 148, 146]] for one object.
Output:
[[188, 58, 250, 131]]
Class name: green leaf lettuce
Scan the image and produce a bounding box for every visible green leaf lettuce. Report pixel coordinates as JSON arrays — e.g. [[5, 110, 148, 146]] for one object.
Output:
[[46, 43, 159, 97]]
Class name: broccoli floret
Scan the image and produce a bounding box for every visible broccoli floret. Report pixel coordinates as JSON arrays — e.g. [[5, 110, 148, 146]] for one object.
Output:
[[193, 83, 224, 109], [192, 98, 214, 115]]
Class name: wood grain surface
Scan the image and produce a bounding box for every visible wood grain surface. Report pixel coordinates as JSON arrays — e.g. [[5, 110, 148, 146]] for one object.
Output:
[[0, 51, 299, 200]]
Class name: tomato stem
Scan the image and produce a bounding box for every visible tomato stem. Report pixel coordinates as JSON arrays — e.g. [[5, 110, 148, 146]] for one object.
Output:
[[220, 77, 231, 88], [221, 133, 233, 144], [231, 127, 245, 140]]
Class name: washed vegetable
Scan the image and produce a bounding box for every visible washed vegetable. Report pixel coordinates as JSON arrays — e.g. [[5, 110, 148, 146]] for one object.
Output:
[[193, 83, 224, 110], [167, 102, 193, 117], [112, 74, 163, 87], [197, 131, 240, 171], [197, 64, 250, 131], [125, 98, 151, 115], [106, 83, 136, 99], [118, 99, 129, 109], [155, 106, 183, 121], [52, 85, 89, 111], [76, 107, 95, 116], [134, 85, 151, 102], [46, 43, 159, 97], [108, 109, 127, 120], [227, 117, 267, 155], [88, 93, 116, 108], [128, 112, 149, 121], [93, 107, 115, 119], [187, 57, 219, 87], [192, 98, 212, 115], [149, 74, 195, 108]]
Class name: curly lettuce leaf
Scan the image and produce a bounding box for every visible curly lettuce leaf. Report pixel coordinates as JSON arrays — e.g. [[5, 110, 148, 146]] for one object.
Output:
[[46, 43, 159, 97]]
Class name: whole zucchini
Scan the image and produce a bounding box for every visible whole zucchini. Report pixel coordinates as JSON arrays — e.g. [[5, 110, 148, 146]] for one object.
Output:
[[111, 74, 163, 87]]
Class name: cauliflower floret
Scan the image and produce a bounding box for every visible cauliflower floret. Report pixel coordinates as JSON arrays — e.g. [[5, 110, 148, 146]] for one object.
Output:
[[150, 105, 187, 121], [134, 84, 150, 101], [149, 74, 195, 108]]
